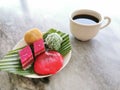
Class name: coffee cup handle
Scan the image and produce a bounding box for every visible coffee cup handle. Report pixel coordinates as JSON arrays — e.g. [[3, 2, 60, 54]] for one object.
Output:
[[100, 16, 111, 29]]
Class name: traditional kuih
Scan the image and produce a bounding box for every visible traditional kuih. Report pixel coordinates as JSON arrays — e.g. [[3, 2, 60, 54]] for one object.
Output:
[[19, 46, 34, 70], [33, 39, 45, 56]]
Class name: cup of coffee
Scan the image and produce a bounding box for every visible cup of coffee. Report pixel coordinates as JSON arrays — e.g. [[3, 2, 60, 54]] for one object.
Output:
[[70, 9, 111, 41]]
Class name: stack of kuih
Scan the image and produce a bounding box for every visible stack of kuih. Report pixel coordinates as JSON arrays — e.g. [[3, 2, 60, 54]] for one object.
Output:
[[0, 28, 71, 76]]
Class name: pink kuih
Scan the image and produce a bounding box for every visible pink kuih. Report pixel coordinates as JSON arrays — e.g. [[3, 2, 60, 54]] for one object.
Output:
[[33, 39, 45, 56], [19, 46, 34, 70]]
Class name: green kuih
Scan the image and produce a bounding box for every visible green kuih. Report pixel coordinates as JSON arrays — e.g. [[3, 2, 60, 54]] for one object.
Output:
[[45, 33, 63, 50], [43, 28, 71, 56]]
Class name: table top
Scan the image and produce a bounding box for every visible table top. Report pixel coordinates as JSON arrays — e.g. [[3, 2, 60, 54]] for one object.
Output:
[[0, 0, 120, 90]]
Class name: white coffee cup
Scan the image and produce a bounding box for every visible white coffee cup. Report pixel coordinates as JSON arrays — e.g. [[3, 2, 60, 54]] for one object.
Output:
[[70, 9, 111, 41]]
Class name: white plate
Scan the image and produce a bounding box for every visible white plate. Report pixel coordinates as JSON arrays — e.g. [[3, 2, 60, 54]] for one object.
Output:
[[13, 39, 72, 78]]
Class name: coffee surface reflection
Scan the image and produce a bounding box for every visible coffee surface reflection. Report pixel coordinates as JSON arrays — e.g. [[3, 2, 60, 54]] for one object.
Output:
[[73, 14, 99, 24]]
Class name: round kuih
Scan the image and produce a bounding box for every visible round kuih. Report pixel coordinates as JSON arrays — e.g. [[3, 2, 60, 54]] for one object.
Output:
[[45, 33, 63, 50], [34, 51, 63, 75], [24, 28, 43, 45]]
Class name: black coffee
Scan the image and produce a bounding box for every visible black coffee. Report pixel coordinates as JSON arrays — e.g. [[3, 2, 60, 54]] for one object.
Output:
[[73, 14, 99, 24]]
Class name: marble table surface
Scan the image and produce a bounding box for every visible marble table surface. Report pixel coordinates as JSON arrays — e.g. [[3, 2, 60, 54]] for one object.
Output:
[[0, 0, 120, 90]]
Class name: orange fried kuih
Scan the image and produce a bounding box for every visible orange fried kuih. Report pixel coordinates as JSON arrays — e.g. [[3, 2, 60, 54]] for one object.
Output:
[[24, 28, 43, 45]]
